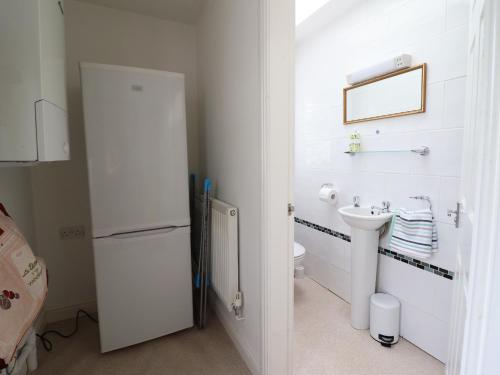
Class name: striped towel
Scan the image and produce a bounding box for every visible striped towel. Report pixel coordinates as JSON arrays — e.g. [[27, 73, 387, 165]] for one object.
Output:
[[389, 208, 438, 259]]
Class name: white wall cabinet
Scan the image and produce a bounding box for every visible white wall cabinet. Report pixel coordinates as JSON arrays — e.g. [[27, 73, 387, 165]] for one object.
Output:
[[0, 0, 70, 162]]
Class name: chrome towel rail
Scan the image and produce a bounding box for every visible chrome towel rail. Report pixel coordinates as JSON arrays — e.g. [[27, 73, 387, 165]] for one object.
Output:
[[409, 195, 432, 210]]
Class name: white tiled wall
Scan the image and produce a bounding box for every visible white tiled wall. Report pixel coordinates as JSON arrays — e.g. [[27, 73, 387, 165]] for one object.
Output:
[[295, 0, 469, 363]]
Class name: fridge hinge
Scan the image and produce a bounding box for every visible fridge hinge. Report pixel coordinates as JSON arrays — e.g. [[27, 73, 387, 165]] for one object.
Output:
[[288, 203, 295, 216]]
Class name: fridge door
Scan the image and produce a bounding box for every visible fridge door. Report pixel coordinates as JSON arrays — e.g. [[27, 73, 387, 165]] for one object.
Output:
[[81, 63, 190, 237], [93, 226, 193, 353]]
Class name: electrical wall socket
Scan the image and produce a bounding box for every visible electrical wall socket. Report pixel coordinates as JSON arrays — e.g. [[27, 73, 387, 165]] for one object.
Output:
[[59, 225, 86, 240]]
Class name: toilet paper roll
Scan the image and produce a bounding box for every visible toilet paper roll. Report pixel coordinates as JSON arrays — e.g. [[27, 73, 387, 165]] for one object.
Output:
[[319, 184, 339, 205]]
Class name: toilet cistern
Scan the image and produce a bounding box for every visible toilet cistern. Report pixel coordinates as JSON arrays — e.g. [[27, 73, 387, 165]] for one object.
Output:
[[338, 202, 393, 329]]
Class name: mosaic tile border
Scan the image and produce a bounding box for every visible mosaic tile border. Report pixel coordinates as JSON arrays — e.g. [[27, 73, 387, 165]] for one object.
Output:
[[294, 217, 454, 280], [377, 248, 454, 280], [294, 217, 350, 242]]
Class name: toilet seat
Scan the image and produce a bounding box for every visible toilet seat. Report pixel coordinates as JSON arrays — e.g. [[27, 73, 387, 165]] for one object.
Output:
[[294, 242, 305, 258]]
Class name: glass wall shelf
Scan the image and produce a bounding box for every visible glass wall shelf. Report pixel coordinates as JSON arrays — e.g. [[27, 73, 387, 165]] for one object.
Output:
[[344, 146, 429, 156]]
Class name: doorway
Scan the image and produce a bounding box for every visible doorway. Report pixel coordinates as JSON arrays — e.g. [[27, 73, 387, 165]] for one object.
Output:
[[262, 0, 500, 374]]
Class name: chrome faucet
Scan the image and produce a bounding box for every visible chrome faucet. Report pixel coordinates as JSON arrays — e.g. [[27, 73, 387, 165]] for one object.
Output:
[[353, 196, 360, 207], [371, 201, 391, 213]]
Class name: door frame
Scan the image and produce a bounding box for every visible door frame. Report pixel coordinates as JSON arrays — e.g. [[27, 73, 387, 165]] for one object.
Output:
[[259, 0, 295, 374], [260, 0, 500, 374]]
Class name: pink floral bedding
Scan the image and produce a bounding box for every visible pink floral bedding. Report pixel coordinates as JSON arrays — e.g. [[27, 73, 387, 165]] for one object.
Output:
[[0, 204, 47, 369]]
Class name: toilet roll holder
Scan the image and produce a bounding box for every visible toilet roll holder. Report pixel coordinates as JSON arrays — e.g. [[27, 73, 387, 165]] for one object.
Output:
[[319, 183, 338, 204]]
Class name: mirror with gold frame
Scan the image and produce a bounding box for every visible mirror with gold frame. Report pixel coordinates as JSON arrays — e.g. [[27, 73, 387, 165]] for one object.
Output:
[[343, 64, 427, 125]]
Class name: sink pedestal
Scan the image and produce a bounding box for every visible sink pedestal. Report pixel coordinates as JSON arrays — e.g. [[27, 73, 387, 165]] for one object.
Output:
[[338, 205, 393, 330], [350, 228, 379, 329]]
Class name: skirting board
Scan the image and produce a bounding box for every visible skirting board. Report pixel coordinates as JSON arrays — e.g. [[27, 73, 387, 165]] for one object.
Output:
[[33, 311, 48, 334], [44, 300, 97, 324], [210, 292, 261, 375]]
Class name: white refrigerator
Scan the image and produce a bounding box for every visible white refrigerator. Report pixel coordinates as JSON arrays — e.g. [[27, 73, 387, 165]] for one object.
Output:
[[80, 63, 193, 353]]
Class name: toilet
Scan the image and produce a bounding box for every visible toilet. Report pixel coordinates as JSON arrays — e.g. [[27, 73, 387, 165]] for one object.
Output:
[[294, 241, 306, 278]]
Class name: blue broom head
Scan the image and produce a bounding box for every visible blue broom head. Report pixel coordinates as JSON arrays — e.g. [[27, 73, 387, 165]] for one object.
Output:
[[204, 178, 212, 192]]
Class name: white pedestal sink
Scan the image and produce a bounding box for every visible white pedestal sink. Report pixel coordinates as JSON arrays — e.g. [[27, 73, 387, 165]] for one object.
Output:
[[338, 206, 393, 329]]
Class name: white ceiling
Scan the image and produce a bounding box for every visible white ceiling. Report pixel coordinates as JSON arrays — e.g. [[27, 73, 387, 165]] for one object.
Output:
[[296, 0, 331, 25], [296, 0, 364, 43], [76, 0, 203, 24]]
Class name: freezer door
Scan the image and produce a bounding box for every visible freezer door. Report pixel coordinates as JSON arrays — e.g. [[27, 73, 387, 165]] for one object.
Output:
[[81, 64, 190, 237], [93, 226, 193, 352]]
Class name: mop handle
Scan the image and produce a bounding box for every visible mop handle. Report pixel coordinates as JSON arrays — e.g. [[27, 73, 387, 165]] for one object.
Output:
[[195, 179, 212, 289]]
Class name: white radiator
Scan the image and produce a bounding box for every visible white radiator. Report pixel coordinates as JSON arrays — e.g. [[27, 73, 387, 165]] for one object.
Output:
[[211, 198, 240, 313]]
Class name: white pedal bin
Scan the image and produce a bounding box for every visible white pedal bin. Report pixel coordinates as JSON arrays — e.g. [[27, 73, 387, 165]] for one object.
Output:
[[370, 293, 400, 347]]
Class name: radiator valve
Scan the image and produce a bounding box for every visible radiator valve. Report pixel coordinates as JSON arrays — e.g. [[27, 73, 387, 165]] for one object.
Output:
[[232, 291, 245, 320]]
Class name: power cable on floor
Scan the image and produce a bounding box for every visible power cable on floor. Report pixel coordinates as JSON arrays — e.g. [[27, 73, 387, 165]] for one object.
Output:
[[36, 309, 98, 352]]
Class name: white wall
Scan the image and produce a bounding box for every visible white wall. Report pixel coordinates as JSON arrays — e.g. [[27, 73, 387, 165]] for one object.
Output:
[[197, 1, 262, 373], [30, 0, 200, 317], [295, 0, 469, 363], [0, 168, 35, 246]]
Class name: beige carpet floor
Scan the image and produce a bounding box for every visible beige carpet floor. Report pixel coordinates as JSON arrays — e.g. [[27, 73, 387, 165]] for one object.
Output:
[[294, 277, 445, 375], [34, 312, 251, 375], [33, 279, 445, 375]]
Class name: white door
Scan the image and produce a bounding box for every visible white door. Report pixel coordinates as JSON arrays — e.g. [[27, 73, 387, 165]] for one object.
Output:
[[260, 0, 295, 373], [447, 0, 500, 373], [81, 63, 190, 237], [93, 226, 193, 353]]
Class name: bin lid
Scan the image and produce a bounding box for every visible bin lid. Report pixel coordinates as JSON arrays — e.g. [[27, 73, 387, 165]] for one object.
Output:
[[371, 293, 400, 309]]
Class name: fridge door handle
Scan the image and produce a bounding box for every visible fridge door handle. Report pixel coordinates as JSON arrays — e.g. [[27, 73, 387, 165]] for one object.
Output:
[[110, 227, 180, 240]]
